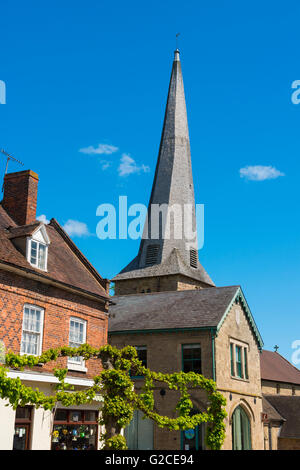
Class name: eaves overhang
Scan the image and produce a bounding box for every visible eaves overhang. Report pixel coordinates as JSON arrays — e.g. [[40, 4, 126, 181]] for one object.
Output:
[[0, 259, 113, 307], [109, 326, 217, 336], [216, 286, 264, 351]]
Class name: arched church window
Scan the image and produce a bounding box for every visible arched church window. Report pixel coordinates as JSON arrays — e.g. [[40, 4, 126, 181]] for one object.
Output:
[[232, 406, 252, 450]]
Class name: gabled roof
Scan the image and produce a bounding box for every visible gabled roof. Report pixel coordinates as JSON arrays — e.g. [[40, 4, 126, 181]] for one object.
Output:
[[8, 222, 41, 239], [8, 222, 50, 245], [263, 395, 300, 438], [109, 285, 264, 349], [260, 350, 300, 385], [0, 204, 109, 302]]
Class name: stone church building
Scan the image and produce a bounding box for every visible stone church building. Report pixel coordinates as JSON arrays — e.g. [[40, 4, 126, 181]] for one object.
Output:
[[109, 49, 267, 450]]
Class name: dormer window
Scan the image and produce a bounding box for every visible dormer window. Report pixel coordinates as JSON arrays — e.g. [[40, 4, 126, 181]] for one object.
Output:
[[26, 224, 50, 271], [29, 240, 47, 270]]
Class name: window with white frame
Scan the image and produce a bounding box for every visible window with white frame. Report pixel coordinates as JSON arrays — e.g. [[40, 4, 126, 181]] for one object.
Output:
[[20, 305, 44, 356], [26, 226, 50, 271], [230, 340, 249, 380], [28, 239, 48, 270], [68, 318, 87, 369]]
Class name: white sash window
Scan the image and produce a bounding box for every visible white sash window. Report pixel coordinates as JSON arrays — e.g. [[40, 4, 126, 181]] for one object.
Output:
[[68, 318, 87, 371], [20, 305, 44, 356]]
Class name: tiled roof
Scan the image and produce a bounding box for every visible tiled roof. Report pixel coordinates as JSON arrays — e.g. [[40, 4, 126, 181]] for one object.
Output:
[[109, 286, 239, 332], [0, 205, 109, 300], [262, 396, 285, 422], [263, 395, 300, 439], [260, 350, 300, 385], [8, 223, 41, 239]]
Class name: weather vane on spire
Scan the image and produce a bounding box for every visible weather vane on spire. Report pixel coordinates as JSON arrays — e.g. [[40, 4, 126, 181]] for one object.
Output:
[[176, 32, 180, 50]]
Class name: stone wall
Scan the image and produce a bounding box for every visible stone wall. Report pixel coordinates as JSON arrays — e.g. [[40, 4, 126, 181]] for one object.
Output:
[[114, 274, 210, 296], [109, 329, 213, 450], [263, 423, 281, 450], [215, 301, 264, 450], [262, 380, 300, 396], [278, 437, 300, 450]]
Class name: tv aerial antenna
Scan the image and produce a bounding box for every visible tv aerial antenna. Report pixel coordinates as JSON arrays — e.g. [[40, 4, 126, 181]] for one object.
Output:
[[0, 149, 24, 192]]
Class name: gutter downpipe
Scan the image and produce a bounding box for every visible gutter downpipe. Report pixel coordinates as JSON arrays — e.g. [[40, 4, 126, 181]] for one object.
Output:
[[211, 328, 217, 382]]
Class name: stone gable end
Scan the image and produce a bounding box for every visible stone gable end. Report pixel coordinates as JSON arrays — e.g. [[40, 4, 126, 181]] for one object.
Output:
[[215, 301, 264, 450]]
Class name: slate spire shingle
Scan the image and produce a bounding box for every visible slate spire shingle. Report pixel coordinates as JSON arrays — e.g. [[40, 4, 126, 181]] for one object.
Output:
[[114, 50, 214, 287]]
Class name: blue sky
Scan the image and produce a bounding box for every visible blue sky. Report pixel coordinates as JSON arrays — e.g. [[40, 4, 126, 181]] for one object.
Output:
[[0, 0, 299, 364]]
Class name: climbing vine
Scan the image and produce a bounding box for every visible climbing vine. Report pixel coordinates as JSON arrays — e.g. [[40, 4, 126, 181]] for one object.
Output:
[[0, 344, 227, 450]]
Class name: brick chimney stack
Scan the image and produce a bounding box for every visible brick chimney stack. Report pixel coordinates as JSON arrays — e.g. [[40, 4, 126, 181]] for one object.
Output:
[[2, 170, 39, 226]]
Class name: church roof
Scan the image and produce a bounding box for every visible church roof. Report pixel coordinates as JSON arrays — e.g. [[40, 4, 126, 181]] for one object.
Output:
[[262, 396, 285, 422], [114, 50, 214, 287], [263, 396, 300, 438], [260, 350, 300, 385], [109, 285, 264, 350], [109, 286, 238, 332]]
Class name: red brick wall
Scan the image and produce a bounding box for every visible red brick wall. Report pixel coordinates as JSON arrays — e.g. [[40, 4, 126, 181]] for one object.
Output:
[[2, 170, 39, 225], [0, 269, 108, 379]]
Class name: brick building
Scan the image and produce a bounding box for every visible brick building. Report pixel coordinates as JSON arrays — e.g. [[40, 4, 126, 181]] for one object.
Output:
[[0, 169, 109, 450], [109, 50, 266, 450]]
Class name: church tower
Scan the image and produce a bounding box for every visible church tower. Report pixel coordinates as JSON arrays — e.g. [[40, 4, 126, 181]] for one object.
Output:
[[113, 50, 215, 295]]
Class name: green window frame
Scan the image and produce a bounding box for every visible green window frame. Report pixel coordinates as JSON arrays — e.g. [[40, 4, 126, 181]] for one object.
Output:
[[230, 341, 249, 380], [235, 345, 243, 379], [181, 423, 205, 450], [182, 344, 201, 374], [230, 343, 235, 376], [244, 348, 248, 379]]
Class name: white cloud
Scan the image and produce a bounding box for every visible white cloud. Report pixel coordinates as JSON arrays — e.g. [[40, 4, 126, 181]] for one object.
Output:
[[63, 219, 90, 237], [118, 154, 150, 177], [37, 214, 50, 224], [100, 160, 112, 170], [79, 143, 119, 155], [239, 165, 285, 181]]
